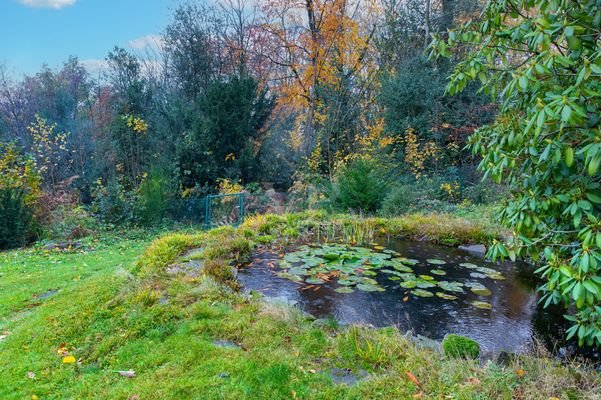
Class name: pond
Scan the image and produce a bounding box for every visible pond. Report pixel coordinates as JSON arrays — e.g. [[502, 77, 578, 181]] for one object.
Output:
[[238, 238, 599, 361]]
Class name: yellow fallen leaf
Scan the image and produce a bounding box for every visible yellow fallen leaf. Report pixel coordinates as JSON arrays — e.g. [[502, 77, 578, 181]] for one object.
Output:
[[32, 396, 39, 400], [62, 355, 76, 364], [515, 369, 525, 377]]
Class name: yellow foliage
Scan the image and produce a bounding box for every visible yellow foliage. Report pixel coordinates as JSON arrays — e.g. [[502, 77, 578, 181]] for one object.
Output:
[[217, 178, 244, 195], [403, 128, 439, 179]]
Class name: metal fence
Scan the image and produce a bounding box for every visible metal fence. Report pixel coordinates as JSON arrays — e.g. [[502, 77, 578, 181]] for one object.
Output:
[[204, 192, 245, 228]]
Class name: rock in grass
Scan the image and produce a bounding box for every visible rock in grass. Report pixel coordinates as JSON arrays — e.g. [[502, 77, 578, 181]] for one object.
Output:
[[442, 334, 480, 359]]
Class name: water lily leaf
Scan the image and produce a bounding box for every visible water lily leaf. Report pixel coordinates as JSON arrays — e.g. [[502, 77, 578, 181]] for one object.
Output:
[[306, 277, 326, 284], [389, 263, 414, 273], [357, 283, 384, 292], [276, 272, 303, 282], [373, 245, 385, 250], [362, 270, 378, 276], [412, 289, 434, 297], [288, 267, 309, 276], [388, 276, 401, 281], [400, 281, 417, 289], [437, 281, 465, 293], [395, 257, 419, 265], [419, 275, 435, 281], [416, 280, 437, 289], [471, 301, 492, 310], [469, 272, 487, 279], [459, 262, 478, 269], [435, 292, 457, 300], [335, 287, 354, 294], [469, 284, 492, 296], [430, 269, 446, 275], [337, 279, 355, 286], [486, 272, 506, 280], [426, 259, 446, 265]]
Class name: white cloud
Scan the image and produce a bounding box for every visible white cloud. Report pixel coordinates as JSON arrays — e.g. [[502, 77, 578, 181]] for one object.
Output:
[[128, 34, 164, 51], [18, 0, 77, 9], [81, 59, 108, 75]]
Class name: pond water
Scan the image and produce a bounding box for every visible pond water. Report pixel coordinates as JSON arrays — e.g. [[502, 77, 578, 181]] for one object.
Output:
[[238, 238, 599, 361]]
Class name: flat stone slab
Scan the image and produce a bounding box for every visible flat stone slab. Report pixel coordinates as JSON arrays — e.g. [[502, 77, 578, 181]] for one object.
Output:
[[458, 244, 487, 255], [212, 340, 241, 349], [328, 367, 369, 386], [166, 260, 204, 277]]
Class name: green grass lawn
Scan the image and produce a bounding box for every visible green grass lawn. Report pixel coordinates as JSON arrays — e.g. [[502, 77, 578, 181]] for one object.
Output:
[[0, 213, 598, 399]]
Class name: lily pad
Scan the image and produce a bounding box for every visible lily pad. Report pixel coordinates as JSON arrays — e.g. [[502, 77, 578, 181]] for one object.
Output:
[[400, 281, 417, 289], [412, 289, 434, 297], [419, 275, 435, 281], [395, 257, 419, 265], [288, 267, 309, 276], [459, 262, 478, 269], [337, 279, 355, 286], [416, 280, 437, 289], [437, 281, 465, 293], [469, 284, 492, 296], [426, 259, 447, 265], [306, 277, 326, 284], [335, 287, 355, 294], [430, 269, 447, 276], [357, 283, 383, 292], [436, 292, 458, 300], [276, 272, 303, 282], [469, 272, 487, 279], [471, 301, 492, 310]]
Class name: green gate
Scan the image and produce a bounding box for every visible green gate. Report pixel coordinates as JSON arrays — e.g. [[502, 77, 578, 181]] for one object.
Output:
[[204, 192, 245, 228]]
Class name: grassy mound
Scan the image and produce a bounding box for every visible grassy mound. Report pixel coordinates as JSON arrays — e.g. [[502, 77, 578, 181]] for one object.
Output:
[[0, 213, 598, 399]]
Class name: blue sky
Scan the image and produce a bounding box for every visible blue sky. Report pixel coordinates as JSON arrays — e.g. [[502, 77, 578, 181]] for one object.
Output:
[[0, 0, 178, 77]]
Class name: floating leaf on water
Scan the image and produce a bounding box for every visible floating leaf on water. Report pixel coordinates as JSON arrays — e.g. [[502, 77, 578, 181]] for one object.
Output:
[[435, 292, 457, 300], [381, 269, 401, 275], [459, 262, 478, 269], [335, 287, 354, 294], [469, 272, 487, 279], [426, 259, 446, 265], [400, 281, 417, 289], [306, 277, 326, 284], [288, 267, 309, 276], [383, 249, 400, 255], [360, 277, 379, 285], [362, 270, 378, 276], [412, 289, 434, 297], [284, 254, 303, 263], [437, 281, 465, 293], [471, 301, 492, 310], [419, 275, 435, 281], [470, 284, 492, 296], [390, 263, 414, 273], [464, 281, 484, 289], [323, 253, 340, 261], [430, 269, 447, 276], [395, 257, 419, 265], [357, 283, 384, 292], [487, 273, 506, 280], [276, 272, 303, 282], [373, 245, 385, 250], [416, 279, 437, 289], [388, 276, 401, 281], [337, 279, 355, 286]]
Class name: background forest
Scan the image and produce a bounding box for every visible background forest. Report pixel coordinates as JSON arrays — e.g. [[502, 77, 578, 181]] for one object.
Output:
[[0, 0, 498, 248]]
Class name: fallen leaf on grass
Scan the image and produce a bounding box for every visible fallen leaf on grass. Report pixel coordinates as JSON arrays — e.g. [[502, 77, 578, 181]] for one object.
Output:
[[404, 371, 425, 391], [62, 355, 76, 364], [27, 371, 36, 379], [515, 369, 525, 377], [466, 377, 480, 385], [412, 392, 423, 399]]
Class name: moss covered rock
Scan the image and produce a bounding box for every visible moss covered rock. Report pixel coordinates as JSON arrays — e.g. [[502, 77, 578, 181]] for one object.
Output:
[[443, 334, 480, 359]]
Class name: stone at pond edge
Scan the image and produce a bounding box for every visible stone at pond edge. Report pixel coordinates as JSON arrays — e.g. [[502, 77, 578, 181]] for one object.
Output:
[[458, 244, 487, 255], [443, 334, 480, 359]]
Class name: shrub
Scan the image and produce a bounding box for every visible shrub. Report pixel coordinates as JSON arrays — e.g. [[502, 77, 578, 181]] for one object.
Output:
[[91, 178, 139, 225], [138, 169, 173, 225], [48, 205, 96, 240], [443, 334, 480, 359], [0, 144, 42, 249], [0, 188, 34, 250], [330, 159, 388, 213]]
